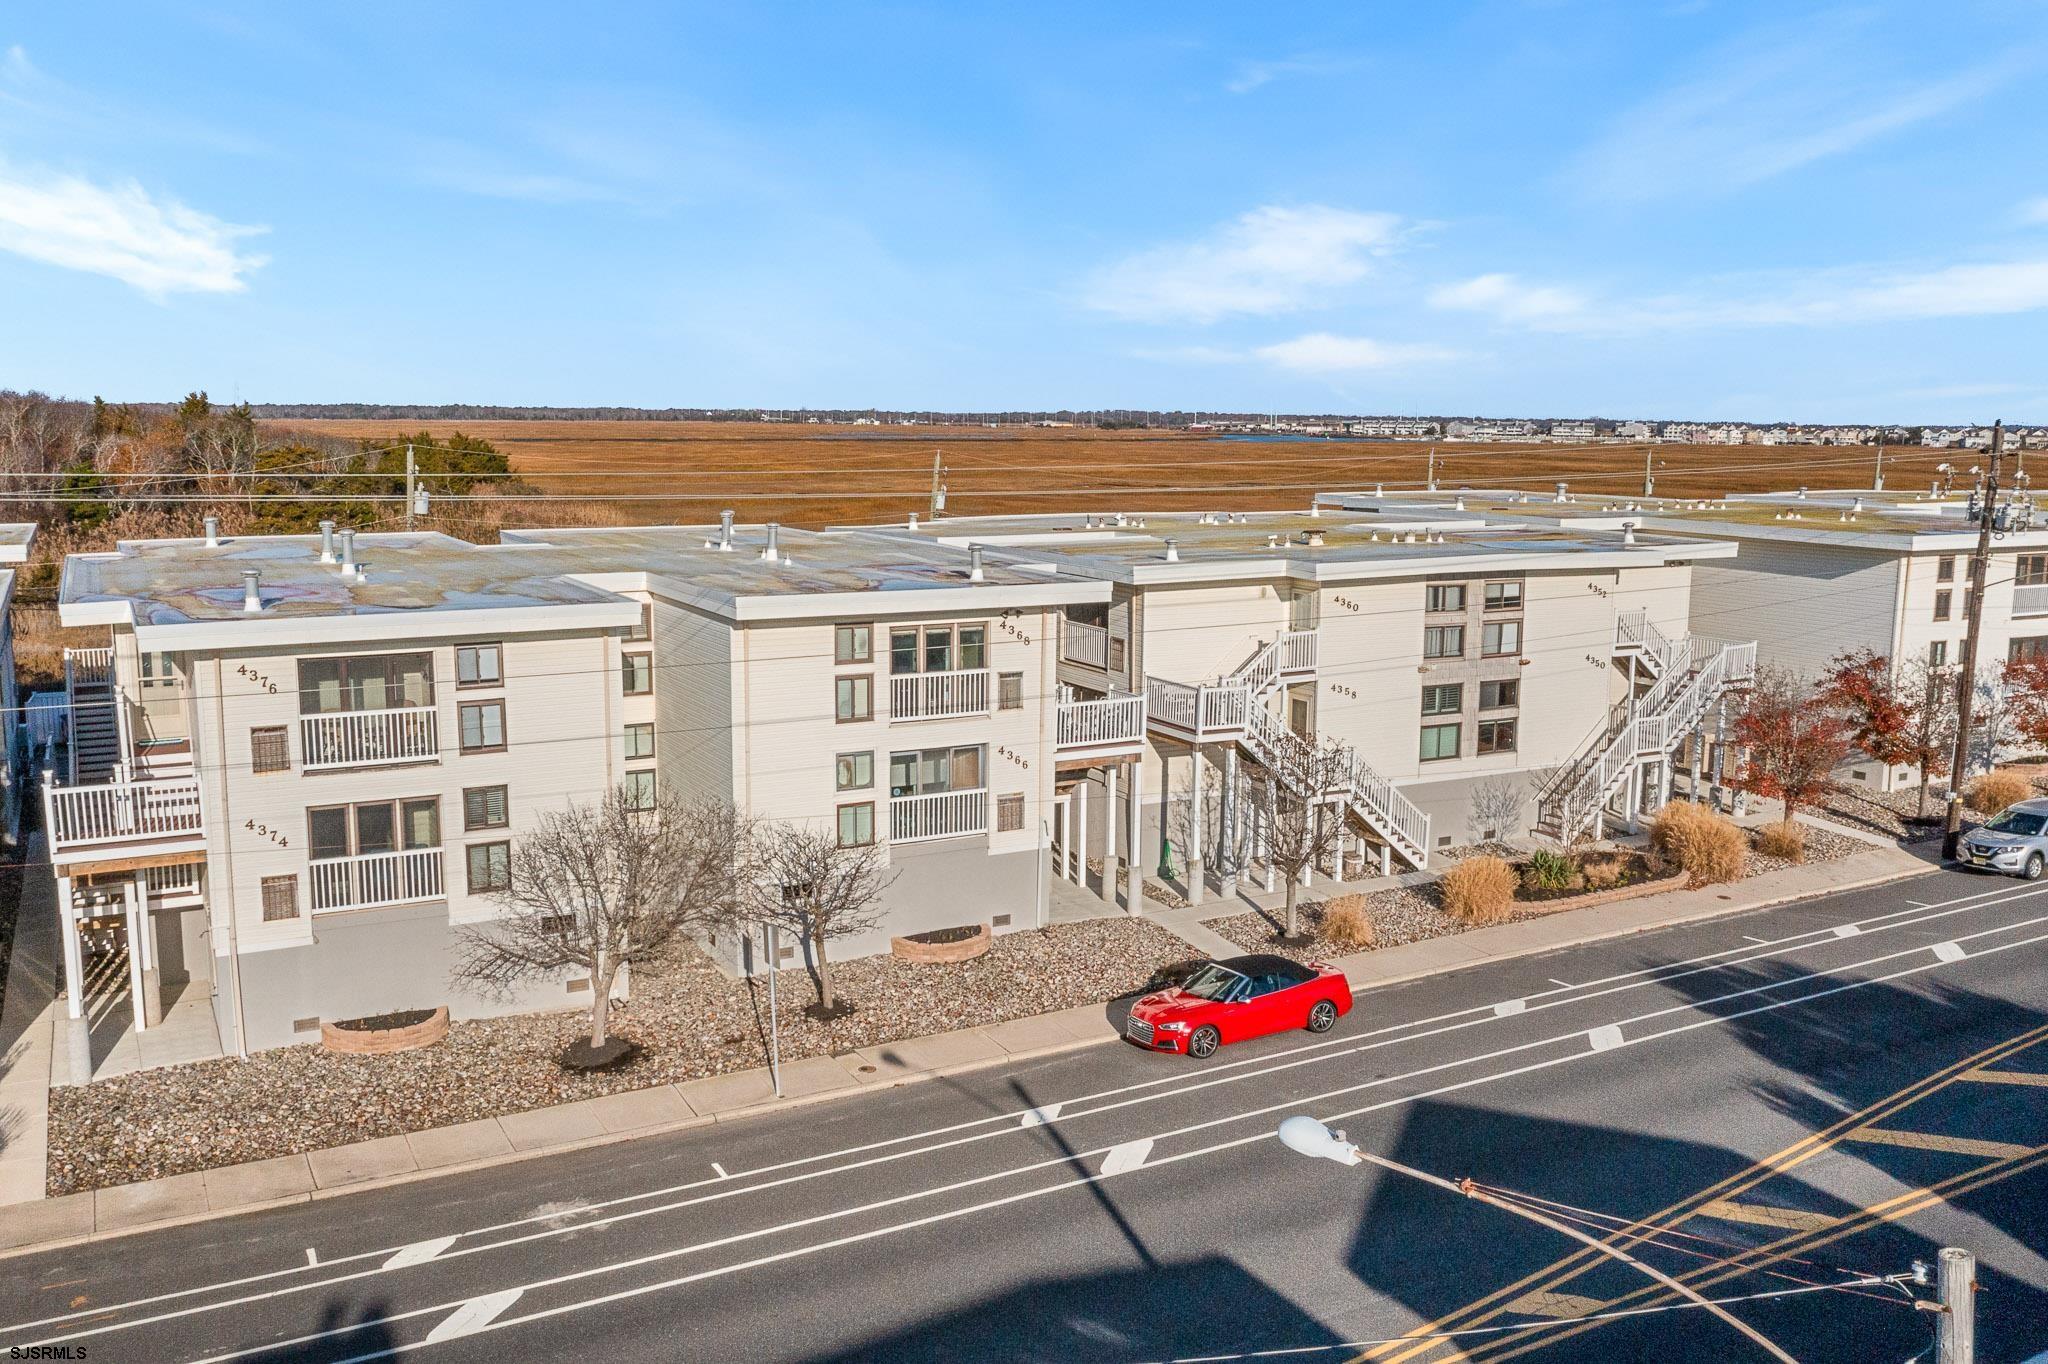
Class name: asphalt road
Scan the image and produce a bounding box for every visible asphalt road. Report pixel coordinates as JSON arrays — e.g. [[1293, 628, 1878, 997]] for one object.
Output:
[[5, 864, 2048, 1364]]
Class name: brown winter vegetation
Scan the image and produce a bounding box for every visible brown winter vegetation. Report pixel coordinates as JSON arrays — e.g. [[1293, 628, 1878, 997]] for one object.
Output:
[[1316, 895, 1376, 950], [1650, 800, 1748, 885], [1439, 855, 1518, 924], [265, 419, 1938, 530], [1755, 819, 1807, 862], [1969, 769, 2035, 816]]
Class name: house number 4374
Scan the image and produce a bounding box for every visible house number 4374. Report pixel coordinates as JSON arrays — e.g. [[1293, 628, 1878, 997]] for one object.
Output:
[[245, 819, 289, 847]]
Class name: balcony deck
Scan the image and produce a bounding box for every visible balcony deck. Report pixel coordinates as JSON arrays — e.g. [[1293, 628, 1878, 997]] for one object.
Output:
[[44, 773, 207, 872], [1054, 694, 1146, 762]]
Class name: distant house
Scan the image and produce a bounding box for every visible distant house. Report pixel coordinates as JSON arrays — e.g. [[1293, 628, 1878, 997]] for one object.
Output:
[[1549, 420, 1598, 440], [1615, 421, 1656, 440], [1347, 418, 1439, 439]]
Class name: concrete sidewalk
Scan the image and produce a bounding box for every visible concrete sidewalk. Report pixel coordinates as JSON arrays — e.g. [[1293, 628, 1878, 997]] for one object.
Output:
[[0, 834, 57, 1208], [0, 837, 1933, 1257]]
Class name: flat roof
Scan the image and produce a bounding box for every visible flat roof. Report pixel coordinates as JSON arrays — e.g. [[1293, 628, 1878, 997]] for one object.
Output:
[[499, 524, 1107, 619], [60, 531, 641, 648], [0, 523, 36, 564], [1318, 486, 2034, 551], [853, 507, 1734, 585]]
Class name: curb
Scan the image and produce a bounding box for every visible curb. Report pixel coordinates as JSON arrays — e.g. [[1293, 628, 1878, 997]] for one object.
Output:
[[0, 853, 1938, 1259], [0, 1028, 1118, 1261]]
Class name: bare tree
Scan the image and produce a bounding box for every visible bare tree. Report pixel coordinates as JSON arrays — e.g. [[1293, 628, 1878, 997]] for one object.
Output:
[[746, 822, 898, 1016], [1468, 777, 1525, 843], [453, 785, 748, 1054], [1259, 733, 1359, 939]]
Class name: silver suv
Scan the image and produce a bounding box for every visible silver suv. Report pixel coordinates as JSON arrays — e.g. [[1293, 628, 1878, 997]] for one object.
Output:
[[1957, 797, 2048, 879]]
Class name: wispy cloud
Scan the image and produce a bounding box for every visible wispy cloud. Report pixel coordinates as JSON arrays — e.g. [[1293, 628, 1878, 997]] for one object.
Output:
[[2020, 196, 2048, 226], [1571, 14, 2036, 200], [0, 161, 267, 295], [1430, 257, 2048, 334], [1084, 205, 1406, 324], [1253, 333, 1458, 374], [1428, 273, 1587, 325], [1225, 52, 1364, 95], [1138, 334, 1456, 375]]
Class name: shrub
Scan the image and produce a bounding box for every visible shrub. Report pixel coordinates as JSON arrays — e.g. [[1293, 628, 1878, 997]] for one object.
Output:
[[1650, 801, 1746, 886], [1526, 848, 1576, 893], [1755, 820, 1806, 862], [1317, 895, 1377, 951], [1970, 769, 2033, 816], [1440, 855, 1517, 924], [1579, 854, 1627, 891]]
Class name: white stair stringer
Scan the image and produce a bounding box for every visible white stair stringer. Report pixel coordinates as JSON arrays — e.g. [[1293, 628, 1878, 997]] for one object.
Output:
[[1240, 704, 1432, 871], [1535, 636, 1758, 845]]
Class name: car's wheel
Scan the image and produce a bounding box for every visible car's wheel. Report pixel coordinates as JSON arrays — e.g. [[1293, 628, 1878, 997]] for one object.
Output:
[[1307, 1000, 1339, 1033], [1187, 1025, 1221, 1059], [2026, 853, 2044, 882]]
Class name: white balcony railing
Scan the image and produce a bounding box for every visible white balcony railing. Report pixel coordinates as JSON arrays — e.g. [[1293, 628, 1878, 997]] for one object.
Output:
[[1145, 677, 1250, 737], [2016, 583, 2048, 617], [889, 788, 989, 843], [1277, 628, 1318, 675], [889, 669, 991, 722], [1059, 619, 1128, 673], [310, 847, 445, 913], [1056, 694, 1147, 750], [64, 647, 113, 687], [300, 706, 440, 770], [44, 775, 205, 852]]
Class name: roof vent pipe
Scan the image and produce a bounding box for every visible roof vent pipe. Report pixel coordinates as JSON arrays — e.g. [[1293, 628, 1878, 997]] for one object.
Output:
[[241, 569, 261, 613], [339, 529, 358, 576], [908, 511, 919, 531], [1374, 483, 1384, 497], [1554, 482, 1569, 503], [1622, 521, 1638, 545], [1164, 538, 1179, 562], [719, 510, 736, 551], [969, 544, 985, 582], [203, 516, 220, 547], [318, 520, 336, 564], [762, 523, 781, 562]]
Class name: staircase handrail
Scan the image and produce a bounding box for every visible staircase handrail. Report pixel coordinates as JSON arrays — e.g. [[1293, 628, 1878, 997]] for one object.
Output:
[[1244, 706, 1430, 861]]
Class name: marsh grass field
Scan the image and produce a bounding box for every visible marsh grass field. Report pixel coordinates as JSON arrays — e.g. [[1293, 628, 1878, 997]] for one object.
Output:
[[268, 419, 1943, 529]]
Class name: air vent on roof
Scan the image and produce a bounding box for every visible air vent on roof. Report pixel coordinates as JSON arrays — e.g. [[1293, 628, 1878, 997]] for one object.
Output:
[[204, 515, 220, 547]]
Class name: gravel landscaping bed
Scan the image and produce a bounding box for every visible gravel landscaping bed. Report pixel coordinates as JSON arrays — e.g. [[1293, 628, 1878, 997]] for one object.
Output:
[[1817, 785, 1965, 841], [1743, 822, 1862, 878], [1210, 826, 1867, 962], [46, 918, 1194, 1196]]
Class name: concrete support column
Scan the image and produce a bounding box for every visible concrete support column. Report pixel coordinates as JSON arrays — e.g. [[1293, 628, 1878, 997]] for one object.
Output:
[[57, 875, 82, 1021], [1689, 725, 1704, 800], [1657, 756, 1675, 809], [1221, 746, 1240, 896], [1379, 841, 1392, 877], [1124, 758, 1144, 913], [135, 870, 162, 1028], [1052, 799, 1067, 883], [1098, 767, 1119, 907], [123, 879, 148, 1033], [1712, 698, 1730, 810], [1187, 744, 1206, 906], [1263, 781, 1278, 892], [1073, 782, 1088, 885]]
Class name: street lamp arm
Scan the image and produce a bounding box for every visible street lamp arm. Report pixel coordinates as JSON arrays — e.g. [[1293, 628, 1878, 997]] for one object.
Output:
[[1277, 1118, 1798, 1363]]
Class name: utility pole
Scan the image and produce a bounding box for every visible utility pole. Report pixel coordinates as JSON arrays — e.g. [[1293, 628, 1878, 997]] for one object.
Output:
[[1426, 445, 1437, 491], [1643, 446, 1655, 498], [1937, 1246, 1976, 1363], [1874, 440, 1886, 491], [404, 443, 417, 533], [928, 449, 944, 519], [1944, 421, 2003, 860]]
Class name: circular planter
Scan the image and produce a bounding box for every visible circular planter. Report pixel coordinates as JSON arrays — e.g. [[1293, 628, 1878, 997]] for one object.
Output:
[[890, 922, 992, 964], [321, 1005, 449, 1056]]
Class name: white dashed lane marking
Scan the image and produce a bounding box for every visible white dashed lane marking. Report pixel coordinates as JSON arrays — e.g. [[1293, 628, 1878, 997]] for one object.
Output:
[[1100, 1139, 1154, 1176], [424, 1289, 522, 1344], [1833, 924, 1862, 938], [382, 1236, 459, 1271], [1933, 942, 1968, 963], [1020, 1103, 1064, 1128], [1493, 1000, 1527, 1018], [1588, 1025, 1625, 1052]]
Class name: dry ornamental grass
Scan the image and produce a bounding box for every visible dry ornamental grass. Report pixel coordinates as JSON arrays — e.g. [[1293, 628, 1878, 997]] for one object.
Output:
[[1439, 855, 1518, 924], [1650, 800, 1747, 886], [1317, 895, 1377, 950], [1970, 769, 2033, 817]]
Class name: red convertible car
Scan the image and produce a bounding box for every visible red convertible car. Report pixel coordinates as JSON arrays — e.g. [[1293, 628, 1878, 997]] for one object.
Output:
[[1124, 954, 1353, 1058]]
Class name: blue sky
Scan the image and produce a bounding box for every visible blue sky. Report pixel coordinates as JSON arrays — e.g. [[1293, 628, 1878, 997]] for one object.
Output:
[[2, 2, 2045, 421]]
